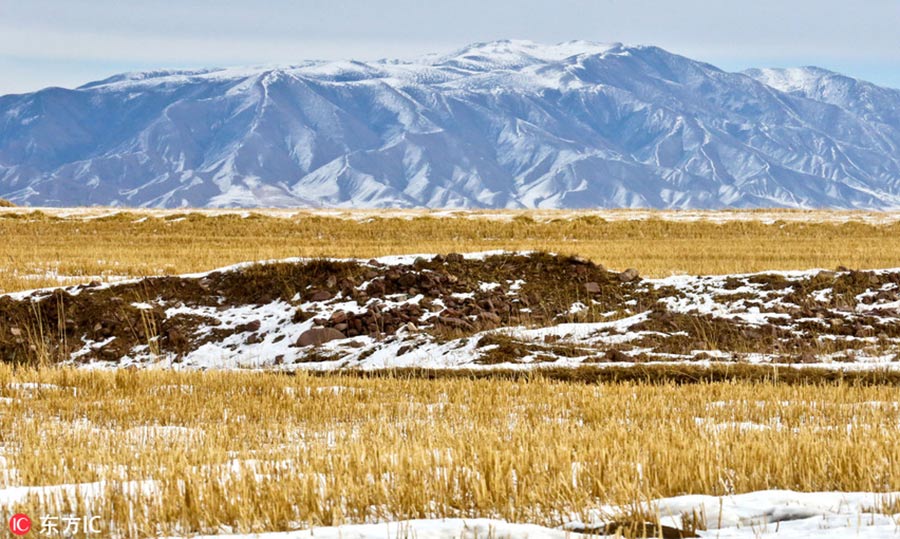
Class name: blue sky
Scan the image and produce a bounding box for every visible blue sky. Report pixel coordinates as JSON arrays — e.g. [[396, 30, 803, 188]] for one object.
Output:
[[1, 0, 899, 94]]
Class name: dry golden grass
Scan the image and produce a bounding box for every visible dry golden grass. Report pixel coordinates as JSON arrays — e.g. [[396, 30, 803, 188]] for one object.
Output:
[[2, 209, 900, 294], [2, 367, 900, 537]]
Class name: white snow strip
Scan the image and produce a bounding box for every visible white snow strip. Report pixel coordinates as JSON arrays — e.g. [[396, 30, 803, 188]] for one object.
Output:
[[156, 490, 900, 539]]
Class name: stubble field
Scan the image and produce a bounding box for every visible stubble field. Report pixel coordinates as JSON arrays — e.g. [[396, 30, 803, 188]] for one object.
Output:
[[3, 367, 900, 538]]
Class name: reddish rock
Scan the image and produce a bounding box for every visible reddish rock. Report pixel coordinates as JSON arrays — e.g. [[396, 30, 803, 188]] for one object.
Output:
[[236, 320, 261, 332], [296, 328, 346, 347], [309, 290, 333, 302]]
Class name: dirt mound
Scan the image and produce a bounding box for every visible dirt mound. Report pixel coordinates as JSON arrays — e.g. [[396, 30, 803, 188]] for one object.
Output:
[[1, 252, 898, 369], [0, 253, 637, 366], [0, 198, 15, 207]]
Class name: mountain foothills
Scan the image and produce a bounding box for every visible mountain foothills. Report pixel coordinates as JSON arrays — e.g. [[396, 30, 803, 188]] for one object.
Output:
[[2, 40, 900, 209]]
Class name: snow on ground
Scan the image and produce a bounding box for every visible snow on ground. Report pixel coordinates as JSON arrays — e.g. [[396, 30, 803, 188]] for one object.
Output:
[[154, 490, 900, 538], [166, 520, 582, 539]]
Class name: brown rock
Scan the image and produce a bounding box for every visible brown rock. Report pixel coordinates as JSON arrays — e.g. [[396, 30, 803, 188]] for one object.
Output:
[[584, 282, 601, 294], [236, 320, 261, 332], [603, 349, 631, 362], [309, 290, 333, 302], [618, 268, 640, 282], [330, 310, 348, 324], [296, 328, 346, 347], [99, 320, 116, 337]]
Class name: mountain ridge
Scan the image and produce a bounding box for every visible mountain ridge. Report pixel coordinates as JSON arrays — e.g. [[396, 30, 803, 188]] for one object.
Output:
[[2, 40, 900, 209]]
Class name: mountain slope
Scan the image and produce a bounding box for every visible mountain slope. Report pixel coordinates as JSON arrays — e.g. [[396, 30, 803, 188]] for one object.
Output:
[[2, 40, 900, 209]]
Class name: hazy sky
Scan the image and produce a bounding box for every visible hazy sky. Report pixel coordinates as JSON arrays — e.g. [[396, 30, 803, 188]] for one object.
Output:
[[1, 0, 899, 94]]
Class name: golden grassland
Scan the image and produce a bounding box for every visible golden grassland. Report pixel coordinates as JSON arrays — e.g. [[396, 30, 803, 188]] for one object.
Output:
[[3, 208, 900, 294], [3, 367, 900, 537]]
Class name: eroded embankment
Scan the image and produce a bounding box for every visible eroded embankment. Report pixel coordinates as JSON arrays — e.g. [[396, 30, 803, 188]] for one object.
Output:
[[0, 252, 899, 369]]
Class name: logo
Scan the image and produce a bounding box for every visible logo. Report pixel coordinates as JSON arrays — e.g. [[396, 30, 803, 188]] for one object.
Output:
[[39, 516, 102, 536], [8, 514, 31, 536]]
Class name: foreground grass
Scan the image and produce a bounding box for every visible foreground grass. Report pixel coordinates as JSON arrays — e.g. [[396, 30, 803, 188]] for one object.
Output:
[[2, 209, 900, 293], [3, 367, 900, 537]]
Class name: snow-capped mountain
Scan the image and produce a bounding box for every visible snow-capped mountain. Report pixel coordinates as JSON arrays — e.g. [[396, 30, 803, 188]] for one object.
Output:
[[2, 40, 900, 209]]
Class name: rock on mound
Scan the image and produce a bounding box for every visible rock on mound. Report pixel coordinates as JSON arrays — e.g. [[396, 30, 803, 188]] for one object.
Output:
[[0, 199, 14, 207], [1, 252, 898, 370]]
